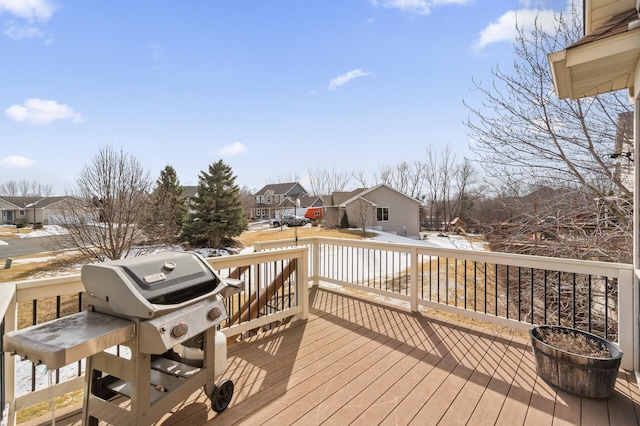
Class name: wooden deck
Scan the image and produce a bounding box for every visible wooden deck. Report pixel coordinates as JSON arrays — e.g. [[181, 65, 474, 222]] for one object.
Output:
[[25, 286, 640, 425]]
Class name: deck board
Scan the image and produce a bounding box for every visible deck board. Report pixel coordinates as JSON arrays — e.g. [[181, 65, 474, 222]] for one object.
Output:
[[22, 285, 640, 426]]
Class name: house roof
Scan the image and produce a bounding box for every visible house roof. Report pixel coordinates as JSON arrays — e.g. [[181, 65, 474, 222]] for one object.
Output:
[[584, 0, 637, 35], [254, 182, 308, 196], [338, 184, 422, 207], [328, 189, 366, 206], [548, 5, 640, 99], [0, 196, 70, 209], [182, 186, 198, 198], [299, 195, 323, 208]]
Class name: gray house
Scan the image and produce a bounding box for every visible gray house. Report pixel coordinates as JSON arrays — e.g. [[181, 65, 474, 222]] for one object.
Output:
[[0, 196, 71, 226], [323, 184, 422, 238], [250, 182, 322, 220]]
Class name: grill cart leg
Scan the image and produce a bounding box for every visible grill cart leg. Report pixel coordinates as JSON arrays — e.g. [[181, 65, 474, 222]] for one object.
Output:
[[203, 327, 234, 413]]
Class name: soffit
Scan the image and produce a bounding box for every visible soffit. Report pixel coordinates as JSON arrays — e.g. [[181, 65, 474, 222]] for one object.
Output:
[[549, 8, 640, 99]]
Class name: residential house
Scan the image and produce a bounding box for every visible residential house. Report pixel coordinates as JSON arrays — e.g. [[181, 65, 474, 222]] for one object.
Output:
[[548, 0, 639, 377], [0, 196, 71, 226], [323, 184, 422, 238], [250, 182, 322, 220]]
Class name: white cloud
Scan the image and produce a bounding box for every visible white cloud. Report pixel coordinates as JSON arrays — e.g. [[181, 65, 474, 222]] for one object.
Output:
[[5, 98, 84, 125], [218, 142, 248, 156], [0, 0, 56, 22], [473, 8, 559, 51], [328, 69, 372, 91], [1, 155, 35, 168], [4, 21, 42, 39], [371, 0, 470, 15]]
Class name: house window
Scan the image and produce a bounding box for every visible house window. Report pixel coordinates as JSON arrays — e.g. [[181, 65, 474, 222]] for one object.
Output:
[[377, 207, 389, 222], [19, 209, 25, 217], [266, 196, 272, 204]]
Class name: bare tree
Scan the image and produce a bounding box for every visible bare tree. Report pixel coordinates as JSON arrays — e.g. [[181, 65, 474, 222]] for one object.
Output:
[[348, 198, 375, 237], [47, 146, 153, 262], [351, 169, 369, 188], [423, 146, 459, 230], [17, 180, 31, 196], [0, 180, 52, 196], [266, 173, 301, 185], [464, 4, 632, 252], [373, 161, 425, 199], [306, 165, 351, 196]]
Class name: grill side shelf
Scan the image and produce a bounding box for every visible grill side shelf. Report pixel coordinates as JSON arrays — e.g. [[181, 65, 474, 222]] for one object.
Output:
[[3, 311, 135, 370]]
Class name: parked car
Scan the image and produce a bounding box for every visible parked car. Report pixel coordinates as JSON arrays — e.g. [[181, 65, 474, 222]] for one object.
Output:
[[271, 215, 309, 227]]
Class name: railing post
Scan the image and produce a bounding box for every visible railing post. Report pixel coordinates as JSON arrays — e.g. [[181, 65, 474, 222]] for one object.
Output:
[[618, 268, 634, 371], [1, 284, 17, 426], [410, 246, 418, 312], [299, 248, 309, 320], [312, 238, 320, 286]]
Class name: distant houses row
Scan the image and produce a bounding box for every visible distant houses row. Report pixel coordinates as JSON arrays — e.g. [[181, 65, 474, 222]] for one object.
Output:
[[0, 182, 423, 239]]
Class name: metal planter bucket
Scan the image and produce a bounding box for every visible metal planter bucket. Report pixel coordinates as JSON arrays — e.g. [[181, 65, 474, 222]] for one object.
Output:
[[530, 325, 623, 399]]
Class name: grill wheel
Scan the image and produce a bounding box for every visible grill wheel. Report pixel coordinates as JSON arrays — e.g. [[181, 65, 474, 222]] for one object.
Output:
[[209, 379, 234, 413]]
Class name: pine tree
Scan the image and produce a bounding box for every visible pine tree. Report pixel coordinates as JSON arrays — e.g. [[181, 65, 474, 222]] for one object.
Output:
[[142, 165, 186, 246], [184, 160, 247, 248]]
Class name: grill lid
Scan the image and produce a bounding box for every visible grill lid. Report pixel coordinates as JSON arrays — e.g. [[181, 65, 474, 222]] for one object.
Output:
[[82, 251, 226, 319]]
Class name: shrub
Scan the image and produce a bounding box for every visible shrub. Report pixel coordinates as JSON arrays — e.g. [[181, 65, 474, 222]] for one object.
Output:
[[340, 212, 349, 229]]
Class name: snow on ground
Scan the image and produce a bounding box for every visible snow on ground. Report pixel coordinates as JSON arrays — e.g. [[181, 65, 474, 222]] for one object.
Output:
[[0, 224, 68, 246], [19, 225, 69, 238]]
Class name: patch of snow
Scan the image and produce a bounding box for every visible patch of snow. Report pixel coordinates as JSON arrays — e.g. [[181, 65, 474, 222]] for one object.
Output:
[[19, 225, 69, 238], [0, 240, 7, 246], [369, 229, 486, 251], [12, 256, 60, 265]]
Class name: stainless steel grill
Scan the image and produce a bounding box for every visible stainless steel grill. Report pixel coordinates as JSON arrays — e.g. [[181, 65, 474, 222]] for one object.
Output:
[[4, 251, 243, 425]]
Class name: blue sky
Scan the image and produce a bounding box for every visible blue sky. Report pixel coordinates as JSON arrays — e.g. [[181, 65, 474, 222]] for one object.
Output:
[[0, 0, 573, 195]]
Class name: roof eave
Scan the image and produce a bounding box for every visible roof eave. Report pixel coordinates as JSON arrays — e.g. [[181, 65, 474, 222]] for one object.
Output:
[[548, 29, 640, 100]]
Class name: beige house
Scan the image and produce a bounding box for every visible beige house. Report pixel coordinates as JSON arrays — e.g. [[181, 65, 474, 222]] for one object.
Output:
[[0, 196, 70, 226], [323, 184, 422, 238], [548, 0, 640, 378]]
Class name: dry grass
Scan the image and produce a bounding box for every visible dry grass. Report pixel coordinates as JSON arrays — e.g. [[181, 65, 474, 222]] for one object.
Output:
[[237, 225, 376, 247], [0, 251, 85, 284], [0, 225, 34, 239]]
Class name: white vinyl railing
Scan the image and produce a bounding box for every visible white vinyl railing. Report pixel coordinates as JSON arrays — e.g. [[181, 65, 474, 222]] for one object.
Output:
[[1, 238, 636, 425], [256, 237, 635, 368], [1, 247, 307, 426]]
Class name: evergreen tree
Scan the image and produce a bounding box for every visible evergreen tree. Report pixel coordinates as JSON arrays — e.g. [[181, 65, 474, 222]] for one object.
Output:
[[340, 211, 349, 229], [184, 160, 247, 248], [142, 165, 186, 246]]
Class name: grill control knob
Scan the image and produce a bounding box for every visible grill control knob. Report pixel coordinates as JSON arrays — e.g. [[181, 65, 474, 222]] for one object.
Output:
[[171, 322, 188, 338], [208, 306, 222, 321]]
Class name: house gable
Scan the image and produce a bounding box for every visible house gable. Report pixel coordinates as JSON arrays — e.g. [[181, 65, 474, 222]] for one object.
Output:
[[327, 184, 421, 238], [250, 182, 314, 219]]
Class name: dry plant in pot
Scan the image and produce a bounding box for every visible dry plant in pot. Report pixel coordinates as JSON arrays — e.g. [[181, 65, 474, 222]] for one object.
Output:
[[530, 325, 623, 399]]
